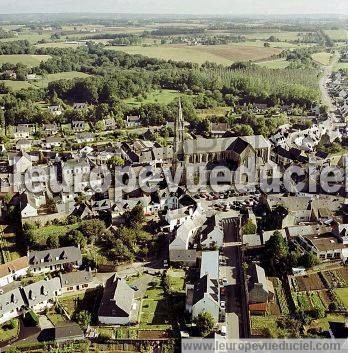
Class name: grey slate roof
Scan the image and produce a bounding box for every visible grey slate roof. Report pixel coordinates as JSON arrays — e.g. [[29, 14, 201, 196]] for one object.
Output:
[[192, 274, 219, 306], [0, 288, 25, 315], [28, 246, 82, 270], [98, 275, 134, 318], [60, 270, 93, 288], [22, 277, 61, 308]]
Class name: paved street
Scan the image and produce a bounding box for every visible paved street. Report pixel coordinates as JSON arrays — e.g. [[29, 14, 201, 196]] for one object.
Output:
[[222, 217, 243, 339]]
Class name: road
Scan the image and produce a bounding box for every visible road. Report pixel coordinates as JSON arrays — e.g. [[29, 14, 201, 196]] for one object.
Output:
[[221, 217, 245, 339], [319, 51, 339, 113]]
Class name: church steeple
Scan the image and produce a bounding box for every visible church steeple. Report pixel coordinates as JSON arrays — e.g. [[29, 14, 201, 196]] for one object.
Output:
[[174, 98, 185, 161]]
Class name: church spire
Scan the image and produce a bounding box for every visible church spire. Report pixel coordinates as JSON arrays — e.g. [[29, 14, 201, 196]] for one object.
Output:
[[173, 98, 185, 161]]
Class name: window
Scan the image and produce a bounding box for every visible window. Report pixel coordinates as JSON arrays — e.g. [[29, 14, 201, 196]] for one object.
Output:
[[68, 287, 73, 291]]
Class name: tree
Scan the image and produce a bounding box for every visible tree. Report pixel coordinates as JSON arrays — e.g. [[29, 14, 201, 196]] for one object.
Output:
[[194, 311, 216, 337], [80, 219, 107, 244], [74, 310, 91, 329], [242, 219, 257, 235], [46, 234, 60, 249], [301, 252, 320, 269], [124, 205, 145, 229], [265, 230, 289, 273]]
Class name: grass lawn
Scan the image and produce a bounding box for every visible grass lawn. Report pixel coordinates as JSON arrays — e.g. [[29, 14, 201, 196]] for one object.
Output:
[[0, 319, 19, 342], [308, 313, 347, 331], [0, 54, 50, 67], [106, 43, 282, 65], [167, 269, 185, 294], [251, 315, 289, 337], [0, 230, 21, 262], [139, 277, 183, 330], [30, 223, 79, 245], [2, 80, 33, 91], [334, 62, 348, 72], [124, 89, 183, 107], [59, 288, 102, 322], [46, 310, 67, 325], [311, 52, 333, 66], [257, 59, 289, 69], [334, 288, 348, 309], [196, 106, 231, 119]]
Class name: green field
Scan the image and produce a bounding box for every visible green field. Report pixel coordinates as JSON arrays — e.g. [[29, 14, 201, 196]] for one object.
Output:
[[3, 71, 92, 91], [243, 31, 301, 41], [334, 62, 348, 72], [0, 319, 19, 342], [0, 33, 53, 44], [334, 288, 348, 309], [124, 89, 182, 107], [106, 43, 282, 65], [2, 80, 32, 91], [324, 29, 348, 41], [257, 59, 289, 69], [311, 52, 333, 66], [32, 71, 92, 88], [30, 223, 79, 244], [35, 42, 84, 49], [0, 54, 50, 67]]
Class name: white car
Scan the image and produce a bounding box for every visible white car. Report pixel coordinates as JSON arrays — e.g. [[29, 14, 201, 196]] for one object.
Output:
[[163, 260, 169, 268], [220, 301, 226, 309], [222, 278, 228, 286]]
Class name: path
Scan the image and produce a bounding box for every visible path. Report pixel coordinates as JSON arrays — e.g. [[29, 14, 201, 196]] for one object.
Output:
[[319, 51, 339, 113]]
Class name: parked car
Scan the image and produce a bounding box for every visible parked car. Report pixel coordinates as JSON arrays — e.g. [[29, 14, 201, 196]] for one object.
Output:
[[220, 301, 226, 309]]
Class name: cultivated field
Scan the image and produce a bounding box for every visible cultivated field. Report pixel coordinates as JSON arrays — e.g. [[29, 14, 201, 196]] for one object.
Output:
[[257, 59, 289, 69], [0, 54, 50, 67], [311, 52, 333, 66], [324, 29, 348, 41], [242, 31, 301, 41], [107, 44, 282, 65]]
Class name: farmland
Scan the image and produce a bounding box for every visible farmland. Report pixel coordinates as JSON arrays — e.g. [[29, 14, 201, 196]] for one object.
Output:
[[324, 29, 348, 41], [2, 71, 93, 91], [0, 54, 50, 67], [311, 52, 333, 66], [106, 44, 282, 65], [257, 59, 289, 69]]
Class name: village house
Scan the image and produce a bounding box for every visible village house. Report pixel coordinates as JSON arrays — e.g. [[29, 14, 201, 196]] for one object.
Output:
[[43, 123, 59, 135], [186, 251, 221, 322], [73, 103, 88, 110], [9, 151, 33, 174], [0, 288, 26, 324], [297, 233, 348, 262], [22, 277, 62, 312], [169, 206, 206, 266], [71, 120, 87, 132], [13, 125, 33, 140], [0, 256, 29, 288], [210, 122, 230, 138], [98, 275, 138, 325], [102, 117, 116, 130], [59, 270, 93, 294], [48, 106, 63, 116], [28, 246, 82, 274], [44, 136, 63, 149], [75, 132, 95, 144], [247, 263, 274, 306], [16, 138, 33, 151], [126, 115, 141, 128]]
